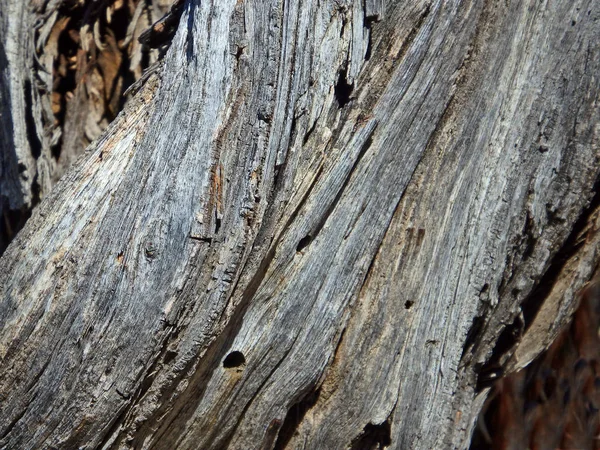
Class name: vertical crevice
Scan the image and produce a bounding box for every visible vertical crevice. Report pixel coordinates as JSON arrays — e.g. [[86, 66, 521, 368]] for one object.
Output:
[[273, 389, 321, 450], [334, 66, 354, 108], [23, 80, 42, 159]]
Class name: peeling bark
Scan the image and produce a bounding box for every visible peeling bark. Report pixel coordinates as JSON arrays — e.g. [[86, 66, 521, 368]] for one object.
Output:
[[0, 0, 599, 449]]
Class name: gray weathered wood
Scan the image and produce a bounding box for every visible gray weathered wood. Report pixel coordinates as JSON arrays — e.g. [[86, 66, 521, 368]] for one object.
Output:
[[0, 0, 599, 449], [0, 0, 169, 253]]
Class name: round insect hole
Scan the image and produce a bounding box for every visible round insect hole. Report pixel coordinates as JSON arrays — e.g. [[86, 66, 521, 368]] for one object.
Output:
[[405, 301, 414, 310], [223, 351, 246, 369]]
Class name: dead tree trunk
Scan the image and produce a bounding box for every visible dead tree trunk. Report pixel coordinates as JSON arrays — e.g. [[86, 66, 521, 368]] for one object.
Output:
[[0, 0, 599, 449]]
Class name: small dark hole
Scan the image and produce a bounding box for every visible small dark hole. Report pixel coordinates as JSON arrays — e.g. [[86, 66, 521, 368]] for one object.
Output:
[[334, 68, 354, 108], [223, 351, 246, 368], [258, 110, 272, 123], [163, 350, 178, 365], [405, 300, 414, 310], [364, 21, 373, 61], [296, 234, 312, 252], [235, 45, 244, 60]]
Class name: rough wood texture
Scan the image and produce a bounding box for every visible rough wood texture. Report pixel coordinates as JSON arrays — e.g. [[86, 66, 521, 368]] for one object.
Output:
[[0, 0, 170, 253], [0, 0, 599, 449]]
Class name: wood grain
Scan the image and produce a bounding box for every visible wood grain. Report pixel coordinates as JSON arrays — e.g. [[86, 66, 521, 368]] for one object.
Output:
[[0, 0, 598, 448]]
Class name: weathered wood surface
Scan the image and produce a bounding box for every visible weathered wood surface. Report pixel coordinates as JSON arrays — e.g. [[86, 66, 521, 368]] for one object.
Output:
[[0, 0, 169, 253], [0, 0, 599, 449]]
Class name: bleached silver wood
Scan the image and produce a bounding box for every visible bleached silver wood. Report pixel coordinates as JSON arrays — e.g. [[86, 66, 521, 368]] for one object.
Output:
[[0, 0, 598, 449]]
